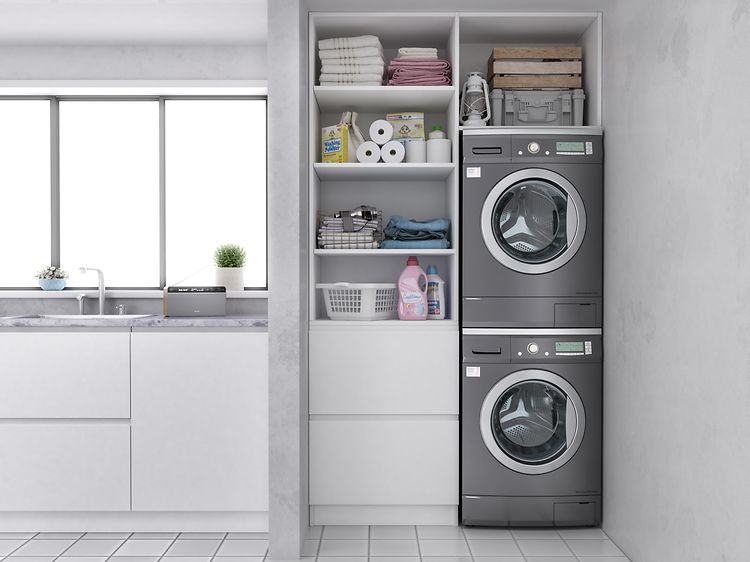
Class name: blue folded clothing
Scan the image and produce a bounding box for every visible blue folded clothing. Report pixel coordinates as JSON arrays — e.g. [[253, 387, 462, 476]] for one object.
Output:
[[381, 239, 450, 249], [383, 215, 451, 242]]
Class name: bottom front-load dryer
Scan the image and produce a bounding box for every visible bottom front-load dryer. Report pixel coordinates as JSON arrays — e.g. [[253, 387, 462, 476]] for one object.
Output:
[[461, 329, 602, 527]]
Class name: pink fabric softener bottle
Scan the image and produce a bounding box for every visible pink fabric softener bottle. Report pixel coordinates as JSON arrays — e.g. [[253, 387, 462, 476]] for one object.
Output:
[[397, 256, 428, 321]]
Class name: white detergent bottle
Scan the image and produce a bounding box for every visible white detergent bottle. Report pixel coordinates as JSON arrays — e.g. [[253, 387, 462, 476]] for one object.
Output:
[[398, 256, 428, 321], [426, 264, 446, 320]]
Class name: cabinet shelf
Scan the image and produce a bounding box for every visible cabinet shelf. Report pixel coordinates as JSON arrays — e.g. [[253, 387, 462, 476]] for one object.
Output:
[[314, 85, 456, 113], [314, 249, 455, 256], [313, 163, 455, 181], [310, 319, 458, 329]]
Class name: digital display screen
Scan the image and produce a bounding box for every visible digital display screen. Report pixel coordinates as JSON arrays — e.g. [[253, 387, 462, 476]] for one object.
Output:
[[556, 341, 584, 353], [556, 141, 585, 153]]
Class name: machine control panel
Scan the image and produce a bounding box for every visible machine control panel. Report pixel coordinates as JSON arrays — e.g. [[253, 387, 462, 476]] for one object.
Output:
[[509, 135, 602, 163], [510, 335, 601, 363]]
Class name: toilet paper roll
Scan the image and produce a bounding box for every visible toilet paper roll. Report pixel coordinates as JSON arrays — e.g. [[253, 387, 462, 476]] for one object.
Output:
[[380, 140, 406, 163], [405, 140, 427, 163], [426, 138, 452, 163], [369, 119, 394, 145], [356, 141, 382, 163]]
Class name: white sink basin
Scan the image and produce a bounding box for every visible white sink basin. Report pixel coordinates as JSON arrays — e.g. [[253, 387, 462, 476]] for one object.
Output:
[[39, 314, 155, 320]]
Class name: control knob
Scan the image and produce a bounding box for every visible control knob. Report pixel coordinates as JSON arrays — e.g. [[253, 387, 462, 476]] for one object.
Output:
[[527, 342, 539, 354], [528, 142, 541, 154]]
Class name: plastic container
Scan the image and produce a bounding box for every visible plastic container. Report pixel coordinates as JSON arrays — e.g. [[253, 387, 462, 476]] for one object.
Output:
[[318, 283, 398, 321], [489, 89, 585, 127], [425, 265, 446, 320], [428, 125, 446, 140], [397, 256, 428, 321]]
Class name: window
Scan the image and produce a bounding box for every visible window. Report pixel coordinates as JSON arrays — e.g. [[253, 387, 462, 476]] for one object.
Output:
[[166, 100, 266, 287], [0, 100, 51, 288], [0, 96, 267, 289]]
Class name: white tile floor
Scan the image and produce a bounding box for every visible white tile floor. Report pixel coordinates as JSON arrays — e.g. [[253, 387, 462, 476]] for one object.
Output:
[[0, 528, 630, 562]]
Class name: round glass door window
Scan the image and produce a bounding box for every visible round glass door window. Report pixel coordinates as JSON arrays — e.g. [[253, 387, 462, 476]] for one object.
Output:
[[491, 380, 568, 464], [480, 169, 586, 275], [492, 180, 568, 264]]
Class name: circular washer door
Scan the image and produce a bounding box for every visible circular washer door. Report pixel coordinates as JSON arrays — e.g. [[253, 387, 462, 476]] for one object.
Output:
[[480, 169, 586, 275], [480, 369, 585, 475]]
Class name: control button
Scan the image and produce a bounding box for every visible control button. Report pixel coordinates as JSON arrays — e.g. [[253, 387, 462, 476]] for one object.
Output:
[[545, 150, 550, 155], [544, 351, 550, 356], [527, 342, 539, 354], [517, 150, 523, 156], [517, 351, 522, 356], [528, 142, 540, 154]]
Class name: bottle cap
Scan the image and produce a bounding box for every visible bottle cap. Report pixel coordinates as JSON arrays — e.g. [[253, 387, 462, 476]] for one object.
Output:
[[432, 125, 444, 132], [407, 256, 419, 266], [426, 265, 438, 275]]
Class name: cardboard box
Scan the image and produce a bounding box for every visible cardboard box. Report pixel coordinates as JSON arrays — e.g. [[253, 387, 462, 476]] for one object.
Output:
[[386, 112, 425, 144], [321, 123, 350, 163]]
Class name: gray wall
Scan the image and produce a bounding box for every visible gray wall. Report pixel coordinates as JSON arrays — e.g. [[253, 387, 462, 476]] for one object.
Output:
[[0, 45, 266, 80], [602, 1, 750, 560]]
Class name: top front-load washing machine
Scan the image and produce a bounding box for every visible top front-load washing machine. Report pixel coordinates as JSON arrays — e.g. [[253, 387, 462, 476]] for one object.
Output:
[[461, 129, 603, 328]]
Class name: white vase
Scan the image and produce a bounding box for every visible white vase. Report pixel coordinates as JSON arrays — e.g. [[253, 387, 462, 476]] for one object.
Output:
[[215, 267, 244, 291]]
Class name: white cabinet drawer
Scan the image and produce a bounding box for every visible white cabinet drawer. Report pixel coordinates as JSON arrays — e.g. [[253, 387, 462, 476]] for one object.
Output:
[[0, 331, 130, 418], [310, 418, 458, 505], [310, 328, 458, 415], [0, 424, 130, 511]]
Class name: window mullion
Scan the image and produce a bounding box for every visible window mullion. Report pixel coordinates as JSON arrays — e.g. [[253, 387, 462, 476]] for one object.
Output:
[[159, 97, 166, 288], [50, 97, 60, 267]]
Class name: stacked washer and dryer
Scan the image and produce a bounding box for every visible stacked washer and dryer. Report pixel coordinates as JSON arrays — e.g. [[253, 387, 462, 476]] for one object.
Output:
[[460, 129, 603, 527]]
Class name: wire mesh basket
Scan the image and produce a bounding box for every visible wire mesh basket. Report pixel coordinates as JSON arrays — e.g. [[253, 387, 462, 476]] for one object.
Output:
[[317, 207, 384, 249], [318, 283, 398, 320]]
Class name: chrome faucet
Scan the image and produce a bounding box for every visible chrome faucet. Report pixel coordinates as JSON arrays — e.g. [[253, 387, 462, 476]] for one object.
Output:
[[76, 293, 86, 315], [79, 267, 105, 315]]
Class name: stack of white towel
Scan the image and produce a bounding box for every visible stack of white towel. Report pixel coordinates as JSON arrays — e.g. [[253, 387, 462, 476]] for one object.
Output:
[[318, 35, 384, 86]]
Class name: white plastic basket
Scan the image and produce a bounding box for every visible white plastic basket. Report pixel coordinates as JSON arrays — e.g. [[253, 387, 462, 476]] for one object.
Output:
[[317, 282, 398, 321]]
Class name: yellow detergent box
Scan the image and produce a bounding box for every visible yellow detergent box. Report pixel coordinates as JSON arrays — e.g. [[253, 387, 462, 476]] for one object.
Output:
[[321, 123, 349, 163], [386, 112, 425, 143]]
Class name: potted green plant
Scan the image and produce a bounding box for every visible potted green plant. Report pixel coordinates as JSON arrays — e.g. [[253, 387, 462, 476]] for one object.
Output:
[[214, 244, 246, 291], [36, 266, 68, 291]]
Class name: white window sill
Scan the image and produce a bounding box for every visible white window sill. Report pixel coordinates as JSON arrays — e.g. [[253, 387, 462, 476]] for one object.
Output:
[[0, 290, 268, 299]]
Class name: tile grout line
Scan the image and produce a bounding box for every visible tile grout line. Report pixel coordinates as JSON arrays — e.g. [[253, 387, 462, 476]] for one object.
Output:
[[51, 532, 85, 562], [507, 529, 524, 561], [210, 531, 230, 562], [2, 533, 38, 559], [155, 533, 181, 562], [314, 525, 324, 561], [413, 526, 422, 562]]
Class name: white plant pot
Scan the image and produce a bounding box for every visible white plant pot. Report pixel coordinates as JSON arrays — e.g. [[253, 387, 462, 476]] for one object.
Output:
[[215, 267, 244, 291]]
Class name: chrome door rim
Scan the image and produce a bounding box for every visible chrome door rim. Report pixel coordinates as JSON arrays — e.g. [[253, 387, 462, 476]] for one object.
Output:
[[480, 369, 586, 475], [480, 169, 587, 275]]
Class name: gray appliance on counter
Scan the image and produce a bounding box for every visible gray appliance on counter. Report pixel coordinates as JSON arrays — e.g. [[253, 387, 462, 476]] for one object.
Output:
[[461, 129, 603, 328], [461, 328, 602, 527], [164, 286, 227, 317]]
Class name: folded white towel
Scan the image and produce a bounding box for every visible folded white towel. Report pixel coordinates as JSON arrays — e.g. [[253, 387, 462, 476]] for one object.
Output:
[[397, 47, 438, 58], [320, 81, 382, 86], [321, 64, 385, 75], [319, 73, 383, 84], [319, 35, 381, 50], [320, 56, 385, 66], [319, 46, 383, 59]]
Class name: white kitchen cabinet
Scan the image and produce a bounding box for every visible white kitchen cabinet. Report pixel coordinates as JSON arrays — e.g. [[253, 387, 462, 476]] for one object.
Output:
[[0, 423, 130, 511], [0, 330, 130, 418], [310, 326, 458, 415], [130, 330, 268, 512], [310, 418, 458, 505]]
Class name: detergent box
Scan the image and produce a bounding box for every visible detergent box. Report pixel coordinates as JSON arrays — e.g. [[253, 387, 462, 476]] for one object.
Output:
[[386, 112, 425, 144], [321, 123, 350, 163]]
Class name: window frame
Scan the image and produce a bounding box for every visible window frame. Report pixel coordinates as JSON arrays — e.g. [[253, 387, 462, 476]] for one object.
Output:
[[0, 94, 268, 291]]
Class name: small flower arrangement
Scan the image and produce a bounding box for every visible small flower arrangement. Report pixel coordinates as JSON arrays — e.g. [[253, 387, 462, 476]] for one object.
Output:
[[36, 266, 68, 280]]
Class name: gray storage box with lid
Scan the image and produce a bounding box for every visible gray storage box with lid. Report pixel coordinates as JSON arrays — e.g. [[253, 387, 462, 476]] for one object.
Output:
[[490, 89, 585, 127]]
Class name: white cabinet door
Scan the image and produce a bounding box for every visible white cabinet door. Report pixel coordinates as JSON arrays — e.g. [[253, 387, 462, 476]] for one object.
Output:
[[310, 327, 458, 415], [310, 418, 458, 505], [0, 331, 130, 418], [0, 424, 130, 511], [131, 330, 268, 512]]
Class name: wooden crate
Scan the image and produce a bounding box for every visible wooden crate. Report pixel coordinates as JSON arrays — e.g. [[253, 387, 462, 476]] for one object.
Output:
[[488, 46, 582, 90]]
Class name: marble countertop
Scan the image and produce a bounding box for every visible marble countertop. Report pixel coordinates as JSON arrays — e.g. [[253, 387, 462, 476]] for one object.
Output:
[[0, 314, 268, 329]]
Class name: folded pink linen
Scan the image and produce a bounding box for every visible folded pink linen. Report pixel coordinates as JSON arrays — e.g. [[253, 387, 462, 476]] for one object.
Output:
[[388, 74, 452, 86], [387, 57, 451, 71]]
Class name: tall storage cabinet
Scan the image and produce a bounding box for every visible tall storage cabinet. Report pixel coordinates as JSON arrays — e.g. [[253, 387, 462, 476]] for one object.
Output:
[[307, 11, 602, 526]]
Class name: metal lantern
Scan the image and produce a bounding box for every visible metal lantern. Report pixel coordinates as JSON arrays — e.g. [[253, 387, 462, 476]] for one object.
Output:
[[461, 71, 491, 127]]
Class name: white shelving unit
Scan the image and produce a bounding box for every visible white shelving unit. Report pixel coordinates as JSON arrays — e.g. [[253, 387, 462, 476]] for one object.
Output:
[[306, 10, 603, 526]]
